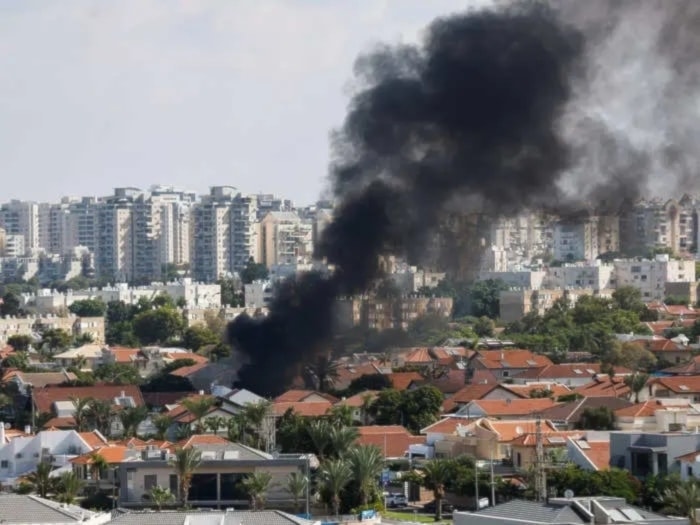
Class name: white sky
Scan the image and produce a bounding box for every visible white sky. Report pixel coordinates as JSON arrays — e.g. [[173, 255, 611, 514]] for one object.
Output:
[[0, 1, 492, 206]]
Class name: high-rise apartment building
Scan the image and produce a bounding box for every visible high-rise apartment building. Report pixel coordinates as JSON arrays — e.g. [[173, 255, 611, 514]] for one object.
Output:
[[259, 211, 313, 267], [96, 189, 137, 281], [620, 198, 697, 256], [0, 200, 40, 255], [192, 187, 259, 282]]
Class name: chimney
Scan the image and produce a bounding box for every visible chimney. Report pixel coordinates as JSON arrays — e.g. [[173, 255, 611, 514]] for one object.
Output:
[[0, 422, 5, 444]]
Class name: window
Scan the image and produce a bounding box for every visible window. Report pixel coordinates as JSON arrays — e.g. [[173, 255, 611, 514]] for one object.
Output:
[[169, 474, 178, 494], [144, 474, 157, 491], [0, 460, 7, 469]]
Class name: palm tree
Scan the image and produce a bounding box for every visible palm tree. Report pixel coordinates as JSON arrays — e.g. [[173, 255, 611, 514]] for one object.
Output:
[[89, 452, 109, 492], [227, 414, 243, 443], [149, 485, 175, 511], [328, 426, 359, 459], [170, 447, 202, 507], [152, 414, 173, 441], [57, 471, 84, 504], [181, 396, 216, 433], [624, 372, 650, 403], [306, 354, 339, 392], [320, 459, 353, 516], [86, 399, 114, 437], [327, 404, 354, 428], [307, 419, 332, 460], [118, 406, 149, 438], [346, 445, 383, 507], [204, 415, 226, 436], [663, 480, 700, 525], [421, 458, 453, 521], [360, 393, 375, 426], [70, 396, 93, 432], [241, 471, 273, 510], [26, 461, 53, 497], [175, 424, 193, 441], [242, 401, 273, 450], [285, 472, 308, 513]]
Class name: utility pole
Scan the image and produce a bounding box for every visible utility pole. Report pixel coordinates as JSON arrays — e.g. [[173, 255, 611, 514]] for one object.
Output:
[[490, 441, 496, 506], [474, 461, 479, 510]]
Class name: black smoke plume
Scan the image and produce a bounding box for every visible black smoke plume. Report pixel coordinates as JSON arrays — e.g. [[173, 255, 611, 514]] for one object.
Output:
[[227, 2, 584, 397]]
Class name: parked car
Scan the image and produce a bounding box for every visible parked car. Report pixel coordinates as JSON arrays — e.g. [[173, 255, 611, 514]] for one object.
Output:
[[386, 493, 408, 507], [422, 499, 455, 513]]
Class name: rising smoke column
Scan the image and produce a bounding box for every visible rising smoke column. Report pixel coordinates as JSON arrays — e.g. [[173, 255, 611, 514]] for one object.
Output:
[[227, 1, 584, 397]]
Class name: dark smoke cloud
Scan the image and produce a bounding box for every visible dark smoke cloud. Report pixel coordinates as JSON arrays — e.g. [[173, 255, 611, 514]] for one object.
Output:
[[227, 1, 583, 396], [227, 0, 700, 397]]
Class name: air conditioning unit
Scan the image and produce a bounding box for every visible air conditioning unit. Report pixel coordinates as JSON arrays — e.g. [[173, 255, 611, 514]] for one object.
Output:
[[15, 453, 22, 459]]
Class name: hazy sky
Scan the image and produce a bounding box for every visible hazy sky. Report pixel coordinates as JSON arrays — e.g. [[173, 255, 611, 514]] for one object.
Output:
[[0, 1, 491, 206]]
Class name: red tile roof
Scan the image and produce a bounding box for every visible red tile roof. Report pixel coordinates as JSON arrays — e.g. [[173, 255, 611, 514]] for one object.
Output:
[[570, 438, 610, 470], [502, 383, 572, 399], [614, 399, 692, 418], [79, 431, 109, 449], [470, 398, 559, 417], [273, 401, 333, 417], [479, 419, 558, 442], [176, 434, 232, 449], [402, 348, 434, 364], [71, 446, 132, 465], [333, 362, 383, 390], [336, 391, 378, 408], [449, 383, 511, 405], [509, 430, 584, 447], [356, 425, 425, 458], [33, 384, 145, 413], [109, 348, 140, 363], [473, 350, 552, 370], [632, 337, 687, 353], [676, 450, 700, 462], [413, 369, 467, 395], [388, 372, 424, 391], [644, 321, 676, 336], [663, 355, 700, 376], [573, 377, 631, 398], [651, 375, 700, 394], [421, 417, 472, 435], [169, 362, 209, 377], [516, 363, 631, 380], [274, 390, 339, 403], [166, 352, 209, 364]]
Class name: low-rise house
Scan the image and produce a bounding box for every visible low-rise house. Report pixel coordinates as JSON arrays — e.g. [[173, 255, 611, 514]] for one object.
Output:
[[116, 436, 312, 509], [567, 433, 611, 471], [662, 355, 700, 375], [513, 363, 632, 387], [454, 496, 685, 525], [502, 382, 573, 399], [33, 385, 145, 434], [0, 494, 110, 525], [331, 361, 384, 391], [410, 369, 468, 397], [335, 391, 378, 424], [388, 371, 425, 391], [2, 369, 76, 395], [272, 390, 337, 418], [538, 397, 633, 430], [53, 344, 105, 370], [0, 427, 107, 485], [647, 376, 700, 402], [632, 336, 692, 365], [168, 356, 237, 393], [443, 383, 525, 413], [421, 417, 475, 447], [454, 398, 559, 419], [355, 425, 427, 460], [614, 399, 700, 432], [610, 430, 700, 478], [510, 429, 585, 470], [573, 377, 632, 399], [677, 449, 700, 481], [467, 349, 552, 380]]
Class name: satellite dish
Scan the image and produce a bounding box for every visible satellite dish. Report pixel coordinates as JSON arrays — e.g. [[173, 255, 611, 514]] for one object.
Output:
[[564, 489, 574, 499]]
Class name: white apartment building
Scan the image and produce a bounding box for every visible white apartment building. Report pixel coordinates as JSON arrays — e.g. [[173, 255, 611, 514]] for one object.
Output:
[[96, 191, 136, 281], [489, 212, 554, 266], [480, 270, 546, 290], [0, 200, 40, 253], [613, 254, 695, 301], [3, 235, 25, 258], [620, 198, 697, 255], [244, 280, 274, 308], [259, 211, 313, 267], [192, 187, 259, 282], [544, 262, 615, 290]]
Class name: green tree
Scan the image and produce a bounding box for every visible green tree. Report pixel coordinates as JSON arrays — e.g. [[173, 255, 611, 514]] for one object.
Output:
[[171, 447, 202, 507], [93, 363, 142, 385], [41, 328, 72, 352], [662, 480, 700, 524], [85, 399, 114, 436], [89, 452, 109, 492], [182, 325, 220, 351], [204, 415, 226, 436], [57, 471, 84, 504], [181, 396, 216, 433], [577, 407, 616, 431], [68, 298, 106, 317], [624, 372, 650, 403], [152, 414, 173, 440], [26, 461, 54, 497], [320, 459, 353, 516], [307, 419, 332, 460], [327, 404, 354, 428], [421, 458, 453, 521], [219, 277, 243, 307], [285, 472, 308, 513], [133, 307, 185, 345], [240, 400, 273, 450], [400, 386, 444, 433], [612, 286, 646, 314], [346, 445, 383, 507], [2, 351, 30, 371], [306, 354, 339, 393], [240, 257, 269, 284], [473, 316, 495, 337], [118, 406, 149, 438], [469, 279, 508, 318], [609, 341, 657, 372], [71, 396, 94, 432], [152, 294, 176, 309], [150, 485, 175, 511], [7, 334, 32, 351], [328, 426, 359, 459], [241, 471, 273, 510], [0, 291, 21, 317], [370, 389, 403, 426]]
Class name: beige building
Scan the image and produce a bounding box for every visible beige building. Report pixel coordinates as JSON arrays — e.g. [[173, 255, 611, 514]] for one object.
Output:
[[259, 211, 313, 268], [0, 315, 105, 346], [498, 288, 614, 322], [335, 296, 453, 331]]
